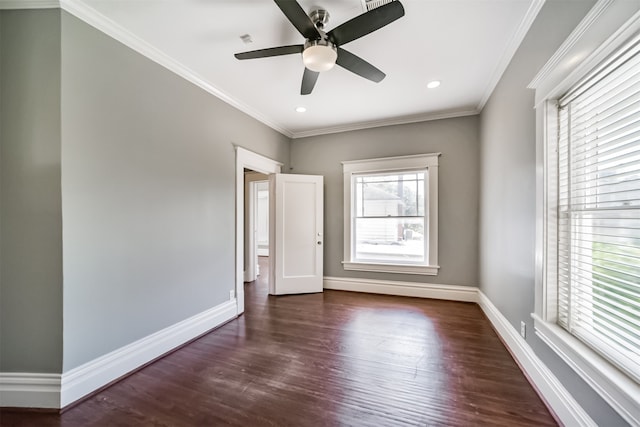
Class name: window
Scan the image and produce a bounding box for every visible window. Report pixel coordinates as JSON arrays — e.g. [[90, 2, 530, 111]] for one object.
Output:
[[557, 38, 640, 380], [342, 154, 439, 275], [531, 10, 640, 422], [555, 39, 640, 382], [353, 172, 425, 263]]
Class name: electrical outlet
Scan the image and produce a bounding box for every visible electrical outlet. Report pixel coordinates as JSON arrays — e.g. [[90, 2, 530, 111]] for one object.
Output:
[[520, 321, 526, 339], [229, 290, 235, 300]]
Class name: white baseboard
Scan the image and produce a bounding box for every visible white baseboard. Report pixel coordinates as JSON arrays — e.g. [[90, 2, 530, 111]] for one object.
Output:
[[60, 299, 237, 407], [0, 373, 61, 409], [477, 291, 596, 427], [0, 300, 237, 409], [323, 276, 478, 302]]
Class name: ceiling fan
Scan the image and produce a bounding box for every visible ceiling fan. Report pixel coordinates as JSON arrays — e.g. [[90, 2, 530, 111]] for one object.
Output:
[[234, 0, 405, 95]]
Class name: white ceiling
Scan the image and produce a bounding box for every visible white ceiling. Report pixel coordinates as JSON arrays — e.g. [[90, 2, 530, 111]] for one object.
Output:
[[18, 0, 543, 137]]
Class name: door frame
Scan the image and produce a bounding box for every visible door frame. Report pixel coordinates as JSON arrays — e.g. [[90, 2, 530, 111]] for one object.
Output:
[[235, 147, 282, 315]]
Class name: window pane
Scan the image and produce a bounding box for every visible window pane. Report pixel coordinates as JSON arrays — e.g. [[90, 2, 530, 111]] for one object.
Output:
[[355, 172, 424, 217], [354, 217, 425, 263]]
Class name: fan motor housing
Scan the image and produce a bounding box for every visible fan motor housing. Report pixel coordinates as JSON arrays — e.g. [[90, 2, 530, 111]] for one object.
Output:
[[309, 9, 330, 30], [303, 8, 337, 72]]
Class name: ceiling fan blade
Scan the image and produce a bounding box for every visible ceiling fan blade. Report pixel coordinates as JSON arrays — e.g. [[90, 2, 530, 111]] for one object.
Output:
[[336, 48, 385, 83], [274, 0, 321, 40], [235, 44, 304, 60], [327, 1, 405, 46], [301, 68, 320, 95]]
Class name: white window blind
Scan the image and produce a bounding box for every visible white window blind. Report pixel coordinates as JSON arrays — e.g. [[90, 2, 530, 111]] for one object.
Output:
[[557, 37, 640, 382]]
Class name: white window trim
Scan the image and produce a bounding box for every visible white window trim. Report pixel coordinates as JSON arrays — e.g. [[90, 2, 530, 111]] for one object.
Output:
[[342, 153, 440, 275], [529, 2, 640, 424]]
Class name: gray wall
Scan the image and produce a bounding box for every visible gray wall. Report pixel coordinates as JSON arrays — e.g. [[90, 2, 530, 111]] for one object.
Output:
[[59, 12, 290, 371], [0, 8, 289, 375], [291, 116, 479, 286], [479, 0, 626, 424], [0, 10, 64, 373]]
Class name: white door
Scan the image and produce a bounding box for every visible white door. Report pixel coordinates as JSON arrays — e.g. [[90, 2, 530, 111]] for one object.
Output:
[[269, 173, 323, 295]]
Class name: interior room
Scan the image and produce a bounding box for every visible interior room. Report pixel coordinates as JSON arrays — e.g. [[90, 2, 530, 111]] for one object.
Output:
[[1, 0, 639, 425]]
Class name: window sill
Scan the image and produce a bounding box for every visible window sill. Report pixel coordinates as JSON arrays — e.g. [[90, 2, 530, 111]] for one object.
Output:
[[342, 261, 439, 276], [532, 314, 640, 425]]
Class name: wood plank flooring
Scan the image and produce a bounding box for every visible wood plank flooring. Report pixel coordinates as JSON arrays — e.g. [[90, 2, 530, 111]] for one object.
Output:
[[1, 257, 556, 426]]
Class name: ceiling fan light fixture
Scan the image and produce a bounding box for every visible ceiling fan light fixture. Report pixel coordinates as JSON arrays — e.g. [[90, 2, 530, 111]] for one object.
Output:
[[234, 0, 406, 94], [302, 40, 337, 72]]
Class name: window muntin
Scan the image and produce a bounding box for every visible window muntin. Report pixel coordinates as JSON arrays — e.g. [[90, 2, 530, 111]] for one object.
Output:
[[353, 171, 426, 264], [555, 39, 640, 382]]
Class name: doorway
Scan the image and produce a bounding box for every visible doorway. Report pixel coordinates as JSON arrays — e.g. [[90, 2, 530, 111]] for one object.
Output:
[[235, 147, 282, 315], [244, 172, 269, 283]]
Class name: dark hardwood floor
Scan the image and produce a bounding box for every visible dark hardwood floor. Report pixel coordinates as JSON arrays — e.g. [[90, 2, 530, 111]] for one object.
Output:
[[1, 257, 556, 426]]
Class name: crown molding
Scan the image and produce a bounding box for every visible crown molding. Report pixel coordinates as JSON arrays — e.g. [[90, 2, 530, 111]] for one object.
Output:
[[477, 0, 545, 110], [528, 0, 614, 89], [0, 0, 59, 9], [291, 108, 479, 139], [56, 0, 293, 138], [0, 0, 292, 137]]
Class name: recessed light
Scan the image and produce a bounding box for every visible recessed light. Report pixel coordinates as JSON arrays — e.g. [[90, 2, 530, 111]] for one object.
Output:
[[427, 80, 441, 89], [295, 106, 307, 113]]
